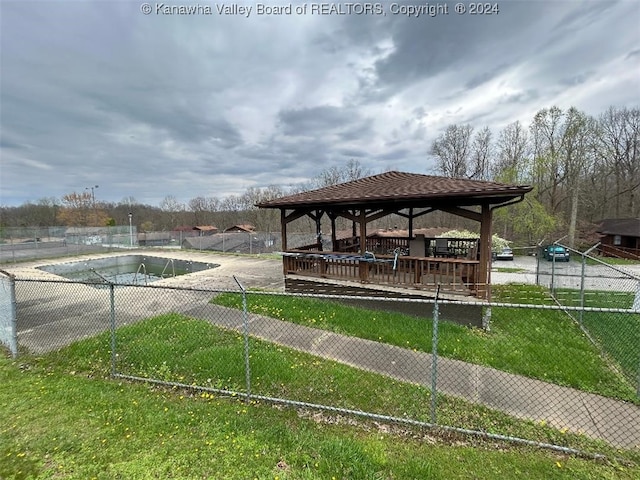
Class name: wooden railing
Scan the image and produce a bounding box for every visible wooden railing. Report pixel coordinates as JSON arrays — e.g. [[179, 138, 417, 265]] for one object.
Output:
[[348, 236, 479, 258], [282, 250, 479, 295], [364, 237, 409, 254], [598, 244, 640, 260]]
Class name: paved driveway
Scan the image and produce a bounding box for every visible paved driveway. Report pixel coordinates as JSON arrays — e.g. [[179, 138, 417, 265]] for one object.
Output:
[[492, 255, 640, 292]]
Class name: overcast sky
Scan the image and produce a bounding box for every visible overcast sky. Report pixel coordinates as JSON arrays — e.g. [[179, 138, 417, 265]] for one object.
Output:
[[1, 0, 638, 207]]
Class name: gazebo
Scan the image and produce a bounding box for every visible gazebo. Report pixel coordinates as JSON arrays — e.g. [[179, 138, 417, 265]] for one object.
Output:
[[257, 171, 532, 300]]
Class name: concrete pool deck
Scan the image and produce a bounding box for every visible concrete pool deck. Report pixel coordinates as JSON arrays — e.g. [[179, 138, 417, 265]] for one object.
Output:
[[5, 250, 285, 352], [3, 249, 286, 290]]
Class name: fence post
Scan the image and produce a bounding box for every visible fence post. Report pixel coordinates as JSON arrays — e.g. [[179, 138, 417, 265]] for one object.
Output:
[[430, 286, 440, 425], [110, 283, 116, 377], [579, 244, 600, 325], [579, 253, 586, 325], [535, 245, 540, 287], [635, 282, 640, 399], [633, 281, 640, 312], [637, 354, 640, 400], [234, 276, 252, 400], [0, 272, 18, 358], [550, 250, 556, 296]]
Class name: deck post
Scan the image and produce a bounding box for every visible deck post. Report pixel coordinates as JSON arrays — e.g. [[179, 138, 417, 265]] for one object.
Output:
[[478, 204, 492, 300], [329, 212, 337, 251], [359, 209, 368, 281], [281, 209, 288, 275], [315, 209, 323, 251]]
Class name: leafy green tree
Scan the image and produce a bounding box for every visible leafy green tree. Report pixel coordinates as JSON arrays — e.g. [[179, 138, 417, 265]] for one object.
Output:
[[494, 192, 558, 245]]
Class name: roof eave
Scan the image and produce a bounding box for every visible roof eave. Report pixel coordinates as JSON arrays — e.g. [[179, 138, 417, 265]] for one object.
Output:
[[256, 189, 532, 210]]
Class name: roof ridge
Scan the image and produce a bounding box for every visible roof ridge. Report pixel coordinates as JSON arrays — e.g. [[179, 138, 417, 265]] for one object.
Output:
[[257, 171, 532, 209]]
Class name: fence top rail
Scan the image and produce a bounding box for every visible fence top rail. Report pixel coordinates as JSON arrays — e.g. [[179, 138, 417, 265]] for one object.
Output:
[[11, 276, 244, 294], [556, 242, 640, 281], [9, 275, 639, 314]]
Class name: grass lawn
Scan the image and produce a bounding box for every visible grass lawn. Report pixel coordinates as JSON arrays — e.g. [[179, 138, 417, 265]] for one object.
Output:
[[584, 257, 640, 266], [551, 288, 639, 392], [2, 324, 639, 479], [494, 267, 527, 273], [212, 284, 637, 402], [31, 315, 614, 450]]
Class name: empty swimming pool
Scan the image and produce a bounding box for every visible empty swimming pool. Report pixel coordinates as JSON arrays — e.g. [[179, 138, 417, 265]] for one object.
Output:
[[37, 255, 219, 285]]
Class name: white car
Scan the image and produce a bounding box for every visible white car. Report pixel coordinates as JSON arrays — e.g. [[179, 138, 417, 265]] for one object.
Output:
[[495, 247, 514, 261]]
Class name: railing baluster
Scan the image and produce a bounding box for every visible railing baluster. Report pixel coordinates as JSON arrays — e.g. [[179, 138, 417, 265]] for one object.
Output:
[[281, 251, 479, 295]]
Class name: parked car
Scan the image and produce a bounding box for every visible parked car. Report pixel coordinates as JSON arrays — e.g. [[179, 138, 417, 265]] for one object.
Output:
[[494, 247, 514, 261], [543, 245, 570, 262]]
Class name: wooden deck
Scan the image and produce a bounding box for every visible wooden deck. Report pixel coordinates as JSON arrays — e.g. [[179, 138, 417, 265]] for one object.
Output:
[[282, 250, 480, 296]]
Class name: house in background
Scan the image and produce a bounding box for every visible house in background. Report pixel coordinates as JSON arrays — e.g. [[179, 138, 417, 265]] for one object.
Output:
[[193, 225, 218, 235], [173, 225, 197, 238], [224, 224, 255, 233], [596, 218, 640, 259]]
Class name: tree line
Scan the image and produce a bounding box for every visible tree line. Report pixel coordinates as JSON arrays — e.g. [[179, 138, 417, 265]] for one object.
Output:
[[0, 160, 371, 235], [429, 105, 638, 246], [1, 106, 637, 247]]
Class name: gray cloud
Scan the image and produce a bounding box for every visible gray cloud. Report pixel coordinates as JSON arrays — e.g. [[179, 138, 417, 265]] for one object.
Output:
[[1, 0, 638, 206], [278, 106, 359, 136]]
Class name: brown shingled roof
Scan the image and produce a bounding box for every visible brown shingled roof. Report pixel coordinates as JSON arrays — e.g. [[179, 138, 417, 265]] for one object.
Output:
[[257, 171, 532, 209], [193, 225, 217, 232], [596, 218, 640, 237]]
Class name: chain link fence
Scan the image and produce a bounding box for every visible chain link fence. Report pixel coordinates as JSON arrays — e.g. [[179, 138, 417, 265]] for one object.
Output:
[[0, 226, 321, 263], [0, 270, 17, 357], [0, 226, 137, 264], [4, 272, 639, 456], [536, 243, 640, 396]]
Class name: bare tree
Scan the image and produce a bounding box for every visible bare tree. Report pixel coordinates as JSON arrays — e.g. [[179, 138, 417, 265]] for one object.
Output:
[[119, 196, 137, 208], [530, 106, 567, 215], [313, 159, 372, 188], [493, 121, 529, 183], [188, 196, 210, 225], [430, 124, 473, 178], [469, 126, 492, 180], [596, 106, 640, 218], [160, 195, 185, 229], [529, 106, 595, 246], [58, 191, 108, 226], [561, 107, 595, 246]]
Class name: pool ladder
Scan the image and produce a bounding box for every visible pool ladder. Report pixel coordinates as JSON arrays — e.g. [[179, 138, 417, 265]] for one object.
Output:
[[133, 263, 148, 285], [160, 258, 175, 278]]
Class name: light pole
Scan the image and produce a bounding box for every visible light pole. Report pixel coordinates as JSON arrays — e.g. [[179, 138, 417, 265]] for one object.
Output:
[[85, 185, 99, 205], [128, 212, 133, 247], [85, 185, 99, 225]]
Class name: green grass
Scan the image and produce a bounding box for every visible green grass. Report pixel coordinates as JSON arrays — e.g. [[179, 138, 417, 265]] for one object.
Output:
[[551, 288, 639, 390], [212, 285, 637, 402], [494, 267, 527, 273], [2, 317, 639, 479], [584, 257, 640, 266], [553, 288, 634, 310], [33, 314, 599, 441]]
